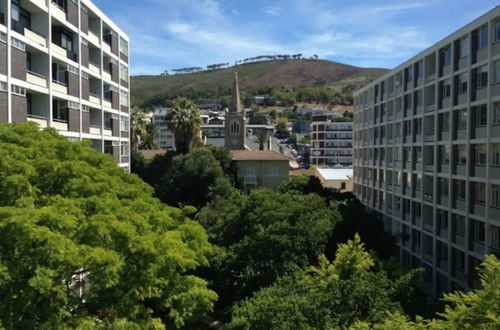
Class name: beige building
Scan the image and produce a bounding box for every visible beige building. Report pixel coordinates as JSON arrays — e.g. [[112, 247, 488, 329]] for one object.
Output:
[[315, 167, 353, 192], [353, 7, 500, 295], [231, 150, 290, 192]]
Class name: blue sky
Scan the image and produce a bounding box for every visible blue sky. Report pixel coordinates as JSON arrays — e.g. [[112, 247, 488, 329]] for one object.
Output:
[[93, 0, 498, 75]]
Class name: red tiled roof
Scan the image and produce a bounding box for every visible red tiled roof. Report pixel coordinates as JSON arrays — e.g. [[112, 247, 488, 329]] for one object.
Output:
[[230, 150, 291, 161]]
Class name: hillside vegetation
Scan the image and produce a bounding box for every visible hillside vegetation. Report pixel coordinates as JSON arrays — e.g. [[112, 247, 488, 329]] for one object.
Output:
[[131, 59, 388, 108]]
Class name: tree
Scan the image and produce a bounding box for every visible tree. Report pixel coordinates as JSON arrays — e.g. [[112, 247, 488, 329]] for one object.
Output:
[[196, 189, 341, 315], [350, 255, 500, 329], [157, 148, 233, 209], [227, 235, 418, 330], [0, 123, 217, 329], [140, 122, 159, 150], [255, 132, 268, 150], [167, 97, 202, 154], [130, 107, 148, 151]]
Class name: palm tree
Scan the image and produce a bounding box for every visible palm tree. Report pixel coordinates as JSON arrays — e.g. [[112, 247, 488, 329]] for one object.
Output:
[[255, 132, 269, 151], [167, 97, 202, 154], [140, 123, 159, 150], [131, 107, 148, 151]]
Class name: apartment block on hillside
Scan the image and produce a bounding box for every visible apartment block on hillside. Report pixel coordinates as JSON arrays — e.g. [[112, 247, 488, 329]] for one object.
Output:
[[353, 7, 500, 295], [0, 0, 130, 170]]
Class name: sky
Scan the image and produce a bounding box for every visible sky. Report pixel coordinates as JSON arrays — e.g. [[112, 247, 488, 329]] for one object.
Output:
[[92, 0, 499, 75]]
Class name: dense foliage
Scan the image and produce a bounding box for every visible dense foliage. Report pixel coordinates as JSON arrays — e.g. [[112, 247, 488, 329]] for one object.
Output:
[[227, 235, 418, 329], [0, 123, 216, 329], [196, 189, 341, 316]]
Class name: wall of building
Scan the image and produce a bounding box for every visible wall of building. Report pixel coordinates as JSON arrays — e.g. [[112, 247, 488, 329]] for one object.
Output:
[[235, 160, 290, 191]]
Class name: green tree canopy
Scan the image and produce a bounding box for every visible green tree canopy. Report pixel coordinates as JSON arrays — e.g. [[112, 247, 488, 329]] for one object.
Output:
[[0, 123, 216, 329], [157, 148, 233, 209], [227, 235, 419, 330], [196, 189, 341, 314]]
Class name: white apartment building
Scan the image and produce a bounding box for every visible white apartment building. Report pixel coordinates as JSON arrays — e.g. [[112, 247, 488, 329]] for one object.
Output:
[[152, 107, 175, 150], [310, 112, 353, 167], [0, 0, 131, 170], [353, 7, 500, 295]]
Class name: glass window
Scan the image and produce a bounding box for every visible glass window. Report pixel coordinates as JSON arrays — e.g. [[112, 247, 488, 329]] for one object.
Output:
[[0, 81, 6, 92], [474, 144, 487, 165], [478, 24, 489, 49], [459, 36, 469, 58], [120, 64, 129, 81], [441, 46, 452, 66], [268, 166, 278, 176], [495, 61, 500, 84], [455, 109, 467, 129], [456, 73, 468, 94], [120, 90, 129, 107], [476, 65, 488, 88], [492, 185, 500, 208], [496, 21, 500, 42], [119, 38, 129, 55], [455, 180, 466, 200], [494, 102, 500, 124], [493, 144, 500, 166], [120, 117, 129, 132], [474, 105, 487, 127], [121, 142, 129, 156]]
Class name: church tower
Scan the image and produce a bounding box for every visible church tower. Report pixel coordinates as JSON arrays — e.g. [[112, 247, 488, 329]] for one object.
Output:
[[225, 72, 246, 150]]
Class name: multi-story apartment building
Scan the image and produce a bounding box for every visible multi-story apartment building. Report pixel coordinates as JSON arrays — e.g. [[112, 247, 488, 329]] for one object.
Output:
[[152, 107, 175, 150], [0, 0, 131, 170], [310, 112, 353, 167], [353, 7, 500, 295]]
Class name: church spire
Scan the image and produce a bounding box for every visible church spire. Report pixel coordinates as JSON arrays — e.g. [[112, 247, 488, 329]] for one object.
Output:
[[231, 72, 242, 113]]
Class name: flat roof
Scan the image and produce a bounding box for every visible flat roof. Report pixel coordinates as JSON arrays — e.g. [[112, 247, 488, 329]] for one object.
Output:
[[316, 168, 353, 181], [231, 150, 291, 161]]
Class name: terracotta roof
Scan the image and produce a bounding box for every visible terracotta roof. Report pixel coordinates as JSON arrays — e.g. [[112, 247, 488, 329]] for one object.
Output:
[[139, 149, 167, 160], [230, 150, 291, 161], [290, 169, 314, 176]]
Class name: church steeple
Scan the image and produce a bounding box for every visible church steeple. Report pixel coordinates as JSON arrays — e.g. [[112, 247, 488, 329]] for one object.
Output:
[[225, 72, 246, 150], [230, 72, 242, 113]]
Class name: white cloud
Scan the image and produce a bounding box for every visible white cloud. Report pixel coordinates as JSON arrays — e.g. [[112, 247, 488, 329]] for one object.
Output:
[[263, 6, 282, 16]]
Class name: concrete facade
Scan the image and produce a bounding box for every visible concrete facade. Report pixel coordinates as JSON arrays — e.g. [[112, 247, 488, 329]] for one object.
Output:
[[353, 7, 500, 295], [0, 0, 131, 171], [311, 114, 353, 167]]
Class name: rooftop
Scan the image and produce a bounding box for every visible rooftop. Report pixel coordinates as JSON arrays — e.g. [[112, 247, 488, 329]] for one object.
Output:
[[316, 168, 353, 181], [231, 150, 291, 161]]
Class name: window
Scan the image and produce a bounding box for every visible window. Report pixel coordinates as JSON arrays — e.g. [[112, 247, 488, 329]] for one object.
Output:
[[492, 185, 500, 208], [120, 90, 129, 107], [11, 37, 26, 51], [474, 183, 486, 205], [12, 0, 31, 30], [455, 145, 467, 164], [244, 166, 256, 176], [496, 21, 500, 42], [454, 180, 466, 200], [119, 38, 129, 55], [267, 166, 278, 176], [495, 61, 500, 84], [0, 81, 6, 92], [455, 109, 467, 130], [473, 105, 487, 127], [11, 84, 26, 96], [121, 142, 129, 157], [440, 145, 450, 163], [415, 61, 423, 78], [456, 73, 468, 94], [52, 101, 68, 122], [494, 102, 500, 124], [476, 65, 488, 88], [493, 144, 500, 166], [0, 32, 6, 43], [478, 24, 488, 49], [120, 117, 129, 132], [453, 215, 466, 239], [441, 80, 451, 98], [440, 46, 452, 66], [471, 220, 485, 243], [120, 64, 129, 81], [491, 226, 500, 250], [440, 112, 450, 131], [458, 36, 469, 58], [474, 144, 487, 165], [439, 178, 449, 195]]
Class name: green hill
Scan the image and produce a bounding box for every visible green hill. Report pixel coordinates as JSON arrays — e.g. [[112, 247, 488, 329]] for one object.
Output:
[[131, 59, 388, 108]]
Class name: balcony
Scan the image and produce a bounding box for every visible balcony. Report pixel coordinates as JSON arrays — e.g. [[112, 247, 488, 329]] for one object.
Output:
[[89, 61, 100, 75], [52, 42, 68, 58], [102, 40, 111, 55], [50, 1, 67, 23], [52, 80, 68, 94], [88, 29, 100, 45], [27, 71, 47, 88], [25, 28, 47, 47], [0, 12, 4, 26], [102, 69, 112, 82], [27, 114, 47, 128], [52, 119, 68, 131], [89, 125, 101, 135], [89, 92, 101, 105]]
